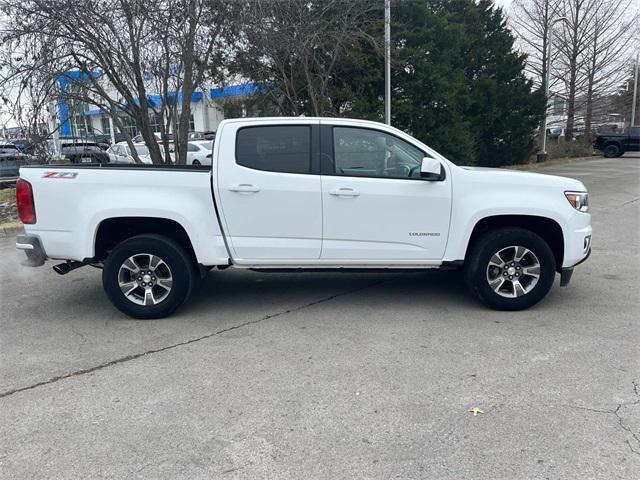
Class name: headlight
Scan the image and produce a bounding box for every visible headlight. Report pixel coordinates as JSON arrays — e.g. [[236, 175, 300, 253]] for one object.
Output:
[[565, 191, 589, 212]]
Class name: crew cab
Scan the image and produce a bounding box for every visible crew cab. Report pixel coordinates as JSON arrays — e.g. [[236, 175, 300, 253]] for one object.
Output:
[[593, 126, 640, 157], [15, 118, 592, 319]]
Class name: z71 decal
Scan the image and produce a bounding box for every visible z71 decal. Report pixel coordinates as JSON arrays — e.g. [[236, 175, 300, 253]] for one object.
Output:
[[42, 171, 78, 179]]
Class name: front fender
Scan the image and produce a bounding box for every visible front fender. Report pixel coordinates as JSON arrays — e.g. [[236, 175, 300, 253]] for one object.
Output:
[[443, 168, 578, 263]]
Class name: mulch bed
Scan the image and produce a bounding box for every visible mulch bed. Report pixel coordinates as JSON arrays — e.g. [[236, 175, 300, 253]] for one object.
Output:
[[0, 188, 18, 225]]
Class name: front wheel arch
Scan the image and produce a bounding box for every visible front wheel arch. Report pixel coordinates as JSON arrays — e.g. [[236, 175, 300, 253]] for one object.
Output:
[[464, 215, 564, 272]]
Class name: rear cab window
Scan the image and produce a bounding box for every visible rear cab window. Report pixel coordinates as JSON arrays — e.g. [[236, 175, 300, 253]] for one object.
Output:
[[235, 126, 311, 174]]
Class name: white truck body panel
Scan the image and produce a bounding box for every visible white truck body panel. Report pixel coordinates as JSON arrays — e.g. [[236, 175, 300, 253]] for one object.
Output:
[[215, 119, 323, 260], [19, 168, 229, 265], [318, 119, 452, 261], [444, 166, 589, 267], [19, 117, 591, 272]]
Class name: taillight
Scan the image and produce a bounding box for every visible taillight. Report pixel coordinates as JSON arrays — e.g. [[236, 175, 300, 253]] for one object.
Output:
[[16, 178, 36, 224]]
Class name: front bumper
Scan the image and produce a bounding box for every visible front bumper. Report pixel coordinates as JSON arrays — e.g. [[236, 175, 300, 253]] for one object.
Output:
[[16, 234, 47, 267], [560, 247, 590, 286], [563, 212, 592, 267], [559, 212, 592, 286]]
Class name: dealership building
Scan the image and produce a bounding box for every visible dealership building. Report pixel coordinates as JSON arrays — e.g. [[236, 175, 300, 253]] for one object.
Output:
[[56, 71, 262, 139]]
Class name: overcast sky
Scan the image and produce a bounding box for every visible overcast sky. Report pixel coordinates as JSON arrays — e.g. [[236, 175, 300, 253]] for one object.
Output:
[[4, 0, 638, 131]]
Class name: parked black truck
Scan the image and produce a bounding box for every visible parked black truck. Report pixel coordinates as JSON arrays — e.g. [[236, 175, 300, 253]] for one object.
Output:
[[593, 126, 640, 157], [59, 140, 110, 164], [0, 143, 33, 178]]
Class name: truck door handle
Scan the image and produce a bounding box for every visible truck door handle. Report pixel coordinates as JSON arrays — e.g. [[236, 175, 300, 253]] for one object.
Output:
[[329, 187, 360, 197], [228, 184, 260, 193]]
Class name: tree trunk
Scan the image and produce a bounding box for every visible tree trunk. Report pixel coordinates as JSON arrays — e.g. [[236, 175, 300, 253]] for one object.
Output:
[[175, 4, 198, 165], [565, 54, 578, 141], [536, 1, 550, 150], [136, 107, 165, 164], [584, 78, 593, 145]]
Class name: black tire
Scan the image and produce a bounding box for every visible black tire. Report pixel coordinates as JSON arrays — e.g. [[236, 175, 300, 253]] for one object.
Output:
[[192, 159, 201, 166], [102, 234, 195, 319], [603, 143, 620, 158], [464, 228, 556, 311]]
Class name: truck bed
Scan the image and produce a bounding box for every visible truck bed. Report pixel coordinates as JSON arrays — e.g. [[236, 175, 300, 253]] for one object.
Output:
[[18, 164, 229, 265]]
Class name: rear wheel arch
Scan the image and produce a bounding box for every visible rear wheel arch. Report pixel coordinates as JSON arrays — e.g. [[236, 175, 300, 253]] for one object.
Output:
[[464, 215, 564, 272], [94, 217, 198, 266]]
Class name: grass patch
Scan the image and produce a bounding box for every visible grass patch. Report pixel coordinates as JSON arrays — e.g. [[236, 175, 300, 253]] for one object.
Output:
[[0, 188, 16, 203], [547, 142, 594, 160]]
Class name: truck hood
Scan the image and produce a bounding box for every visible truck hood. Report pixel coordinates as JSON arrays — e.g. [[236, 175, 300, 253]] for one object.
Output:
[[460, 166, 587, 191]]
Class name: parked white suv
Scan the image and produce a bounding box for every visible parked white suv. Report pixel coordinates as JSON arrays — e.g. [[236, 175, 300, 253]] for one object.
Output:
[[15, 118, 591, 318]]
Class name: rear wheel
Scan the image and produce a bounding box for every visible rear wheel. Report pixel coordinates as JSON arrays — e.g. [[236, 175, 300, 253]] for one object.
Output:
[[192, 159, 201, 166], [603, 143, 620, 158], [103, 234, 195, 319], [465, 228, 556, 310]]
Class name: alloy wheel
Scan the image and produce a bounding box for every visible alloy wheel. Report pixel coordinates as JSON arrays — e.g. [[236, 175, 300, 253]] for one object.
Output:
[[117, 253, 173, 306], [485, 245, 541, 298]]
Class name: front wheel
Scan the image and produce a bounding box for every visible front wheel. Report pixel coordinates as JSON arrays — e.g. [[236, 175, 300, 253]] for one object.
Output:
[[103, 234, 195, 319], [192, 159, 201, 166], [464, 228, 556, 310], [603, 143, 620, 158]]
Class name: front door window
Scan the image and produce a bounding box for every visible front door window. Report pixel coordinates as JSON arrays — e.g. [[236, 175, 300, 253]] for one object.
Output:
[[332, 127, 426, 179]]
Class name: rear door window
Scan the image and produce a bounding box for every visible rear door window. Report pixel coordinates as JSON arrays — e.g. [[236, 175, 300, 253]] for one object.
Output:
[[236, 126, 311, 174]]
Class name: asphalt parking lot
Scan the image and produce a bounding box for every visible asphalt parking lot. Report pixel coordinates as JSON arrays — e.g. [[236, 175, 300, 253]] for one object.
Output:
[[1, 155, 639, 479]]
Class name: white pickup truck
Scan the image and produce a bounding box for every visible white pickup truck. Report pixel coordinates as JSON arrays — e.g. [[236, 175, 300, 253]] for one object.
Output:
[[16, 118, 592, 319]]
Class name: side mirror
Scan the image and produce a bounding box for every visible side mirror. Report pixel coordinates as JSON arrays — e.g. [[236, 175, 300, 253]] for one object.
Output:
[[420, 157, 444, 181]]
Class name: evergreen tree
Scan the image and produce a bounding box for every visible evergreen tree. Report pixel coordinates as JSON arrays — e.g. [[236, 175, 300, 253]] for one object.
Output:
[[386, 0, 545, 166], [238, 0, 544, 166]]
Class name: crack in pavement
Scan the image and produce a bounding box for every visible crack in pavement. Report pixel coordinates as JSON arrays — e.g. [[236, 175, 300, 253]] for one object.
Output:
[[0, 277, 398, 399], [70, 324, 87, 345], [558, 381, 640, 456]]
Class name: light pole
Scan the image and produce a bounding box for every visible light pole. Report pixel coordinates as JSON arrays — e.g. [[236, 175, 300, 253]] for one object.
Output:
[[384, 0, 391, 125], [539, 16, 568, 162], [631, 52, 639, 127]]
